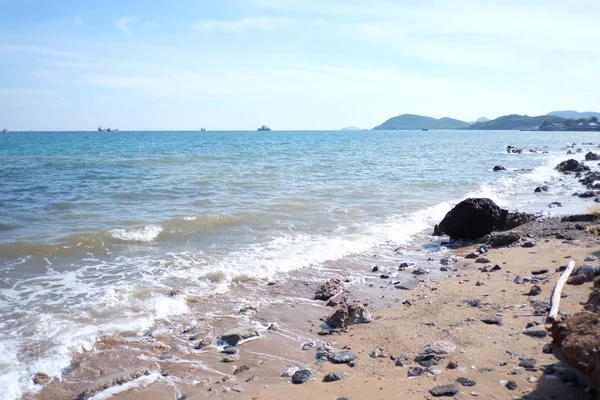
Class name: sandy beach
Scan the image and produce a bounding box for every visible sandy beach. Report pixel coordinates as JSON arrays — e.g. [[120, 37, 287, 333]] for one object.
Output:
[[32, 210, 600, 400]]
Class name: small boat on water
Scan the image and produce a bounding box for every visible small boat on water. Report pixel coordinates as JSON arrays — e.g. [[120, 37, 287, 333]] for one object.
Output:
[[98, 126, 108, 132], [257, 125, 271, 131], [422, 128, 429, 131], [2, 128, 7, 133], [107, 128, 119, 132], [200, 128, 206, 132]]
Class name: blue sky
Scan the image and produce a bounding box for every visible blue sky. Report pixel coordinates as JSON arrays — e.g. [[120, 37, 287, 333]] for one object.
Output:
[[1, 0, 599, 130]]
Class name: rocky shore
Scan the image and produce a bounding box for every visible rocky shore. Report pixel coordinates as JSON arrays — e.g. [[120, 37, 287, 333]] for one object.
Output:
[[32, 151, 600, 400]]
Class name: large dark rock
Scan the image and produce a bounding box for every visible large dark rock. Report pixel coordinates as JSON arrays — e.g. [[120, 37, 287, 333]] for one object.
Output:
[[429, 384, 459, 396], [493, 165, 506, 171], [585, 152, 600, 161], [291, 369, 311, 384], [438, 198, 508, 240], [314, 278, 344, 300], [556, 159, 590, 173], [326, 303, 372, 328], [220, 325, 259, 346]]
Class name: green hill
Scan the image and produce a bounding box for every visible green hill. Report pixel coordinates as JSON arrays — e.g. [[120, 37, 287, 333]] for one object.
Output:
[[547, 110, 600, 119], [468, 114, 567, 130], [373, 114, 470, 130]]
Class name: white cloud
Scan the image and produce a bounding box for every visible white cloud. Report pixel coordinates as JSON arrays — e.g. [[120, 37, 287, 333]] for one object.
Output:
[[115, 17, 135, 35], [192, 16, 297, 34]]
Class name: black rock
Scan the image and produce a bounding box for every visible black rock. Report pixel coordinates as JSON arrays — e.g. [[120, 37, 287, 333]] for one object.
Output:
[[555, 159, 590, 173], [314, 278, 344, 301], [527, 285, 542, 296], [505, 380, 517, 390], [493, 165, 506, 171], [491, 265, 501, 272], [429, 384, 459, 397], [465, 298, 481, 308], [407, 366, 425, 377], [415, 354, 442, 367], [475, 257, 490, 263], [292, 369, 311, 384], [585, 151, 600, 161], [521, 241, 536, 248], [519, 358, 537, 370], [399, 262, 415, 270], [372, 265, 379, 272], [465, 252, 479, 259], [531, 269, 549, 275], [456, 377, 477, 387], [542, 343, 553, 354], [327, 351, 357, 364], [437, 198, 508, 240], [534, 186, 548, 193]]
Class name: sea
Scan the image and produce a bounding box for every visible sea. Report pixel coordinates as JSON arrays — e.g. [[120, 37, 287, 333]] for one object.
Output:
[[0, 129, 598, 398]]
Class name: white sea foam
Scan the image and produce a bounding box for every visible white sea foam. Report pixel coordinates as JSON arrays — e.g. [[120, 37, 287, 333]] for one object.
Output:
[[110, 225, 163, 242]]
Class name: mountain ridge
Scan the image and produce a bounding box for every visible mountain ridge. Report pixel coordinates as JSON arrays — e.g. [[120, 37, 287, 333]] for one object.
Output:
[[373, 114, 470, 130]]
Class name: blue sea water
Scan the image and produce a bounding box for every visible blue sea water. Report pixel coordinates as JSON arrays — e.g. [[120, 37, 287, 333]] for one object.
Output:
[[0, 129, 598, 398]]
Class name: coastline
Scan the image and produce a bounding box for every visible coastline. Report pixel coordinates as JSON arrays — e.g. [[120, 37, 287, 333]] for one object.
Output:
[[33, 211, 600, 399], [24, 147, 600, 400]]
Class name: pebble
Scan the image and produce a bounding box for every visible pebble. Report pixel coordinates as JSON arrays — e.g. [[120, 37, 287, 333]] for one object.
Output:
[[527, 285, 542, 296], [456, 377, 477, 387], [281, 367, 300, 377], [327, 351, 357, 364], [421, 341, 457, 355], [475, 281, 485, 286], [323, 372, 348, 382], [514, 276, 523, 284], [523, 325, 548, 338], [231, 386, 243, 393], [221, 355, 240, 363], [475, 258, 490, 264], [585, 255, 598, 262], [292, 369, 311, 384], [519, 358, 537, 370], [522, 241, 536, 248], [407, 366, 425, 377], [505, 380, 518, 390], [429, 384, 458, 397], [412, 267, 430, 275]]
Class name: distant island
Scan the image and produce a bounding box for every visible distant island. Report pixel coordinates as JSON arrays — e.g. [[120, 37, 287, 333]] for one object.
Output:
[[372, 111, 600, 131], [341, 126, 362, 131], [372, 114, 470, 130]]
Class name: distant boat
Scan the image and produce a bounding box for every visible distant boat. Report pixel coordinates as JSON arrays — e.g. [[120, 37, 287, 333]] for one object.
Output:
[[200, 128, 206, 132], [107, 128, 119, 132], [257, 125, 271, 131], [2, 128, 7, 133], [422, 128, 429, 131], [97, 126, 108, 132]]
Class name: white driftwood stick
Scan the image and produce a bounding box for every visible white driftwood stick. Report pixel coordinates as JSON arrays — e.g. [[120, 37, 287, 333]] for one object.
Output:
[[547, 260, 575, 322]]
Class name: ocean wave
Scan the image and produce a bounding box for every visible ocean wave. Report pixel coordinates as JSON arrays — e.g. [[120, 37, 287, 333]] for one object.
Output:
[[110, 225, 163, 242]]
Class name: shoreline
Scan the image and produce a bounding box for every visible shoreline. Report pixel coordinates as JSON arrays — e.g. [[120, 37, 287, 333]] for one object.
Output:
[[25, 151, 600, 399]]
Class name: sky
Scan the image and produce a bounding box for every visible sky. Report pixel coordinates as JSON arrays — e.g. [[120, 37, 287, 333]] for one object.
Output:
[[1, 0, 599, 131]]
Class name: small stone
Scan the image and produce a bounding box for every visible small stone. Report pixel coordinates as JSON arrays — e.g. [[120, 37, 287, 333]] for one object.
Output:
[[222, 355, 240, 363], [371, 347, 387, 358], [220, 325, 259, 346], [429, 384, 458, 397], [519, 358, 537, 370], [490, 265, 501, 272], [291, 369, 311, 384], [523, 325, 548, 338], [233, 365, 249, 374], [465, 252, 479, 259], [399, 262, 415, 270], [475, 258, 490, 264], [531, 269, 549, 275], [542, 343, 553, 354], [475, 281, 485, 286], [465, 298, 481, 307], [527, 285, 542, 296], [585, 255, 598, 262], [327, 351, 357, 364], [482, 316, 502, 325], [446, 361, 458, 369], [415, 354, 441, 367], [323, 372, 348, 382], [231, 385, 243, 393], [514, 276, 523, 284], [527, 376, 538, 383], [421, 341, 457, 355], [314, 278, 345, 300], [505, 380, 517, 390], [408, 366, 425, 377], [394, 279, 421, 290], [413, 267, 430, 275], [372, 265, 380, 272], [522, 241, 536, 248], [221, 348, 239, 355], [456, 377, 477, 387]]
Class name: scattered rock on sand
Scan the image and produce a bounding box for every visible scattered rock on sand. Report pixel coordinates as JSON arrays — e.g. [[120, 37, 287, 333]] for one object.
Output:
[[527, 285, 542, 296], [456, 377, 477, 387], [437, 198, 508, 240], [314, 278, 344, 300], [326, 303, 372, 328], [505, 380, 518, 390], [371, 347, 387, 358], [421, 341, 457, 356], [394, 279, 421, 290], [522, 241, 536, 248], [323, 372, 348, 382], [502, 212, 536, 230], [220, 325, 259, 346], [429, 384, 459, 396], [523, 325, 548, 338], [518, 358, 537, 370], [327, 350, 357, 364], [573, 265, 600, 282], [412, 267, 430, 275], [585, 151, 600, 161], [487, 231, 521, 248], [291, 369, 311, 384], [535, 186, 549, 193], [493, 165, 506, 171]]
